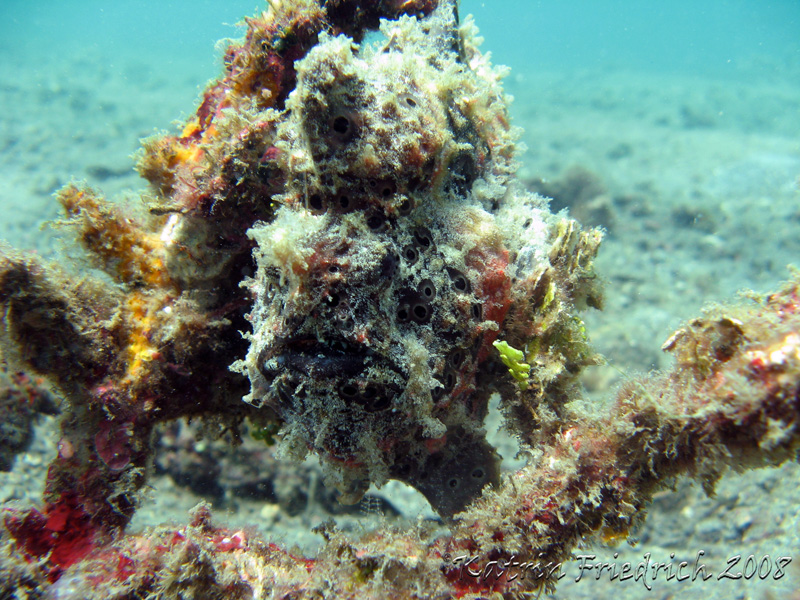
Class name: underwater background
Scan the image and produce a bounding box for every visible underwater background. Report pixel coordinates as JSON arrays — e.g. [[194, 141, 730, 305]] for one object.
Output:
[[1, 1, 799, 597]]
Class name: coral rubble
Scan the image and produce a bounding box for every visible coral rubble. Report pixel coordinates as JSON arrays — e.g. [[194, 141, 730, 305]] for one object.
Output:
[[1, 0, 798, 598]]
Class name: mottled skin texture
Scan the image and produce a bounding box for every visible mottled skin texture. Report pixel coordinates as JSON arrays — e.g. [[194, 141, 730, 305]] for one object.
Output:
[[241, 11, 514, 513]]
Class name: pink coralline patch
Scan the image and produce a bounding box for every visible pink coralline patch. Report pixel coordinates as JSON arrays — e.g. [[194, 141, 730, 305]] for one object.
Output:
[[114, 554, 137, 581], [469, 249, 512, 363], [473, 250, 511, 325], [57, 437, 75, 459], [3, 493, 97, 580], [214, 530, 247, 552], [94, 420, 132, 471]]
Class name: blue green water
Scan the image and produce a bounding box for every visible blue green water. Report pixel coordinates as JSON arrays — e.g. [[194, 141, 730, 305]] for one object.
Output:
[[3, 1, 798, 79], [468, 0, 800, 79]]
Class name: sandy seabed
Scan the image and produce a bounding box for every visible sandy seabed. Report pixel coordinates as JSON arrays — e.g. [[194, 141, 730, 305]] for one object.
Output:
[[1, 19, 799, 600]]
